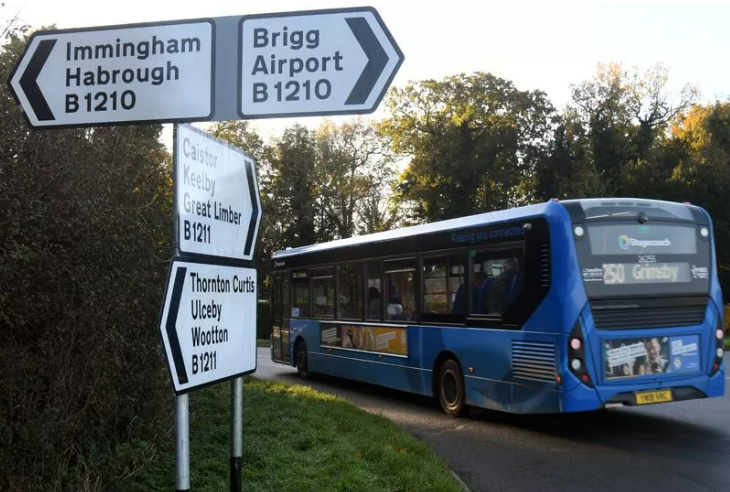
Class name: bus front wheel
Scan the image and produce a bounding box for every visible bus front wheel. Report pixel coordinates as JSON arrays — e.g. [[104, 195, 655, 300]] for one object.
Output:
[[438, 359, 467, 417], [295, 340, 310, 379]]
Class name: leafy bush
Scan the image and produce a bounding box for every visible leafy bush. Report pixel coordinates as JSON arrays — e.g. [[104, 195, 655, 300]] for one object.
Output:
[[0, 33, 172, 491]]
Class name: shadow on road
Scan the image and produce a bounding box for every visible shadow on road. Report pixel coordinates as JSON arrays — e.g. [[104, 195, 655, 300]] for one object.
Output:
[[269, 369, 727, 465]]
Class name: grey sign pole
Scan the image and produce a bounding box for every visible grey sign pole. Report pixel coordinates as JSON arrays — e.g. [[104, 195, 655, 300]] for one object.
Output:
[[176, 393, 191, 492], [230, 377, 243, 492], [172, 124, 190, 492]]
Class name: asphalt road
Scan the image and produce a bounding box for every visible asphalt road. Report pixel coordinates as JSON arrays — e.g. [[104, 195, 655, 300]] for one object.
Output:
[[254, 348, 730, 492]]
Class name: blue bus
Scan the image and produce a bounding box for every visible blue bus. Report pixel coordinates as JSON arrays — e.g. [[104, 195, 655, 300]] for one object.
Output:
[[269, 198, 725, 415]]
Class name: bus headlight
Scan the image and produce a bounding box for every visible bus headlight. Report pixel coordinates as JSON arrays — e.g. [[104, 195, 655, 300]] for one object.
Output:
[[574, 226, 585, 237], [700, 227, 709, 238], [571, 359, 582, 371], [717, 348, 724, 359], [717, 329, 724, 340]]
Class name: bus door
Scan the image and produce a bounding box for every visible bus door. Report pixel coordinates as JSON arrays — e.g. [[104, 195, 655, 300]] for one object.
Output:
[[271, 274, 291, 364]]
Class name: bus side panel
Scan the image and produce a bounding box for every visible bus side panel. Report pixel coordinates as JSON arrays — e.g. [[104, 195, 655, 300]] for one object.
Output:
[[418, 326, 565, 413], [512, 204, 586, 335], [303, 323, 433, 396]]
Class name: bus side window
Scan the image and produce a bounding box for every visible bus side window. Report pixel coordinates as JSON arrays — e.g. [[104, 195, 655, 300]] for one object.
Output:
[[366, 261, 383, 321], [292, 270, 310, 318], [470, 246, 524, 316], [311, 267, 335, 319], [384, 258, 416, 321], [423, 253, 466, 316], [338, 262, 362, 320]]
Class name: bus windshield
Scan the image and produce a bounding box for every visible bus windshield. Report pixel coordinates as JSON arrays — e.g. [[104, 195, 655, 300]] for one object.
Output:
[[576, 221, 711, 298]]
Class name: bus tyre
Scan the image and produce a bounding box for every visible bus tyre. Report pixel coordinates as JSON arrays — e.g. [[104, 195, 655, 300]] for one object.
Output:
[[295, 340, 310, 379], [438, 359, 467, 417]]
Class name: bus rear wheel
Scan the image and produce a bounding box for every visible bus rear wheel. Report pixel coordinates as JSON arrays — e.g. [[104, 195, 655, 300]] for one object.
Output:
[[295, 340, 310, 379], [438, 359, 467, 417]]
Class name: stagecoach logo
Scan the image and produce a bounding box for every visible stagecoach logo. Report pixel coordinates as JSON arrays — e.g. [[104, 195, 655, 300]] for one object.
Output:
[[618, 235, 630, 250], [274, 260, 285, 268], [618, 235, 672, 250]]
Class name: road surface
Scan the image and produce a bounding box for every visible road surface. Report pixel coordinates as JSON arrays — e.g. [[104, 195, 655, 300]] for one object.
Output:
[[254, 348, 730, 492]]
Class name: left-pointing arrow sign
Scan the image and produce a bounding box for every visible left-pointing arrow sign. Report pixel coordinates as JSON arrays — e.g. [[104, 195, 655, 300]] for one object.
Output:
[[8, 19, 215, 128], [19, 39, 56, 121], [159, 259, 258, 394]]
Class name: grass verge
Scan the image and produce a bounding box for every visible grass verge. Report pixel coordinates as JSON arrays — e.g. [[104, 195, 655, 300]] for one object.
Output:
[[128, 378, 463, 492], [257, 338, 270, 347], [724, 337, 730, 351]]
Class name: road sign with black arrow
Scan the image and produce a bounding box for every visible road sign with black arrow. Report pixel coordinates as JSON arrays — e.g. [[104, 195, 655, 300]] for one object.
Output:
[[8, 20, 214, 128], [8, 8, 403, 127], [238, 7, 404, 118], [159, 259, 257, 394]]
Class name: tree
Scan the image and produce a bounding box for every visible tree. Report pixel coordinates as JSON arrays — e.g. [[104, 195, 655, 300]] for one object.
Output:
[[663, 103, 730, 290], [0, 30, 172, 491], [380, 72, 555, 222], [567, 62, 697, 197], [264, 124, 319, 249], [314, 118, 394, 239]]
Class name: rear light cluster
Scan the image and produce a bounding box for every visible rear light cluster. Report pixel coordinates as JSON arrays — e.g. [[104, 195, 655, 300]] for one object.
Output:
[[711, 321, 725, 376], [569, 322, 593, 387]]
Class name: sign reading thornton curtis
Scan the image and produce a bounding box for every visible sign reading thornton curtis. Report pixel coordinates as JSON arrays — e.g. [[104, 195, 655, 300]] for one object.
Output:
[[159, 259, 257, 394]]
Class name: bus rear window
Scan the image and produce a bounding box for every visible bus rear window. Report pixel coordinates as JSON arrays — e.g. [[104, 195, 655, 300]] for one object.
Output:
[[575, 222, 710, 298]]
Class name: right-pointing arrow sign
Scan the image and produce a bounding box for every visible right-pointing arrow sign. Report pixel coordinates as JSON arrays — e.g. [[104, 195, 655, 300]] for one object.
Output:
[[238, 7, 404, 119]]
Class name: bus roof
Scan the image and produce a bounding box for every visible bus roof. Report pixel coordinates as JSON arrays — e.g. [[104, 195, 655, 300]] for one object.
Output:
[[272, 201, 554, 260], [272, 197, 704, 261]]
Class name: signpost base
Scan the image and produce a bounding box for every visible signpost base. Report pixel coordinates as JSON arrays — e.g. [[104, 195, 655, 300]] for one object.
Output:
[[176, 394, 190, 492], [230, 377, 243, 492]]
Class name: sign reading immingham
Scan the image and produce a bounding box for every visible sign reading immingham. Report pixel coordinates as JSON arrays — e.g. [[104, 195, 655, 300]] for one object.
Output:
[[175, 124, 261, 261], [239, 7, 404, 118], [160, 259, 257, 394], [9, 20, 214, 127]]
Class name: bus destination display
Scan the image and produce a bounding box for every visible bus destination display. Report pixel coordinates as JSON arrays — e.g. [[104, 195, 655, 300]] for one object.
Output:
[[582, 262, 691, 285]]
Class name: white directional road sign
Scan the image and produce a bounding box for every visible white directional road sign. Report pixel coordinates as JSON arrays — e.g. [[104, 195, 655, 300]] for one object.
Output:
[[160, 259, 257, 394], [8, 8, 403, 126], [239, 7, 404, 118], [9, 20, 214, 127], [175, 124, 261, 261]]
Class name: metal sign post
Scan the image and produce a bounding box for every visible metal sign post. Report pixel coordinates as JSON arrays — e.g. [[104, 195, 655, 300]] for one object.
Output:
[[161, 124, 260, 491], [176, 394, 190, 492], [230, 377, 243, 492]]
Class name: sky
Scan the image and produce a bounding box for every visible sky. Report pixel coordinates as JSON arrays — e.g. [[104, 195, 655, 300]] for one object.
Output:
[[6, 1, 730, 145]]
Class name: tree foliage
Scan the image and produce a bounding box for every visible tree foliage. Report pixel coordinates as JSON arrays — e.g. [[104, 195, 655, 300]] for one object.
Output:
[[0, 32, 171, 491], [380, 72, 555, 222]]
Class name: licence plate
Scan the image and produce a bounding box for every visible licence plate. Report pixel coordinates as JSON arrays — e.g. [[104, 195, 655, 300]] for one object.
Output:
[[635, 390, 673, 405]]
